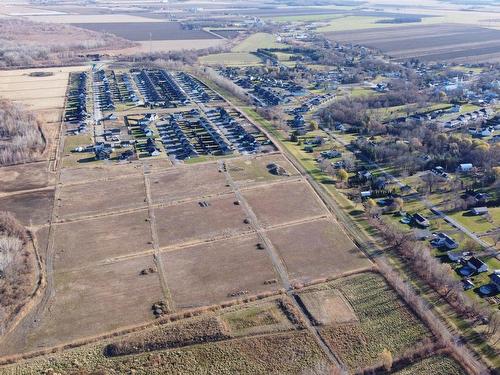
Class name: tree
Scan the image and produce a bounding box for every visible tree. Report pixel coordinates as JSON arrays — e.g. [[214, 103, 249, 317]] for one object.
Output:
[[380, 348, 393, 371], [337, 168, 348, 182], [393, 197, 404, 211]]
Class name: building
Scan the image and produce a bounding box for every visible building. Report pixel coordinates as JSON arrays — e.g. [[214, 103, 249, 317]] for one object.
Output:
[[412, 213, 430, 228], [431, 232, 458, 250], [467, 257, 488, 273], [471, 207, 488, 216]]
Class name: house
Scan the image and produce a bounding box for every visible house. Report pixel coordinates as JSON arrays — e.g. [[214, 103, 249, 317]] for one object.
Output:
[[471, 207, 488, 216], [358, 170, 372, 181], [320, 150, 341, 159], [412, 213, 430, 228], [448, 251, 471, 263], [431, 232, 458, 250], [458, 163, 473, 173], [491, 273, 500, 288], [462, 279, 475, 291], [467, 257, 488, 273]]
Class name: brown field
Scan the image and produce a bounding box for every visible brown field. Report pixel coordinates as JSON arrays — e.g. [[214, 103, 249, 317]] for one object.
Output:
[[299, 289, 358, 325], [53, 210, 153, 271], [3, 255, 163, 354], [0, 189, 54, 226], [160, 234, 280, 309], [57, 175, 146, 219], [0, 66, 88, 111], [266, 219, 370, 282], [241, 180, 327, 227], [325, 24, 500, 63], [155, 194, 252, 248], [226, 153, 299, 187], [148, 163, 231, 204], [59, 163, 143, 185], [0, 162, 51, 193]]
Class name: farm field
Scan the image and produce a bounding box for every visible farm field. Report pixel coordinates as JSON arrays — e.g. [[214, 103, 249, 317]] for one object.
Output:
[[232, 33, 285, 52], [393, 355, 466, 375], [73, 22, 219, 41], [108, 39, 226, 55], [266, 219, 371, 283], [241, 180, 327, 228], [309, 272, 432, 371], [0, 66, 88, 112], [324, 24, 500, 63], [199, 52, 262, 67], [160, 234, 280, 309]]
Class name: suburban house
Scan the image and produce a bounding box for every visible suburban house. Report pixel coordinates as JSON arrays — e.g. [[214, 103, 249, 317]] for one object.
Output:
[[431, 232, 458, 250], [471, 207, 488, 216], [447, 251, 471, 263], [412, 213, 430, 228], [467, 257, 488, 273]]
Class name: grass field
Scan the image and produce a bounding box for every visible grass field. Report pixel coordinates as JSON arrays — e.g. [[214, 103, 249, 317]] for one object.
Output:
[[315, 272, 432, 370], [0, 161, 51, 193]]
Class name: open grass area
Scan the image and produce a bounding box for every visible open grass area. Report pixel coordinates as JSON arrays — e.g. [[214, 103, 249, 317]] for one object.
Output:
[[316, 272, 432, 371]]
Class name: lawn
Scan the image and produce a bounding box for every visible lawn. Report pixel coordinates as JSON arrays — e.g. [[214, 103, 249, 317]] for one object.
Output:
[[448, 210, 497, 234]]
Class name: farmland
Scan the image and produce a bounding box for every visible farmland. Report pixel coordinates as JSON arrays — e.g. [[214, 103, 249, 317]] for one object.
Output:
[[324, 24, 500, 63], [302, 272, 432, 371], [73, 22, 219, 41]]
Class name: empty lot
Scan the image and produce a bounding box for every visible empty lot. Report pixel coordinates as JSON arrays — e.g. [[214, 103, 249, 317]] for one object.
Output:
[[0, 189, 54, 226], [53, 210, 153, 270], [6, 255, 163, 354], [267, 219, 370, 282], [325, 24, 500, 63], [149, 163, 231, 204], [242, 180, 327, 227], [58, 175, 146, 219], [160, 234, 280, 309], [155, 195, 252, 248]]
